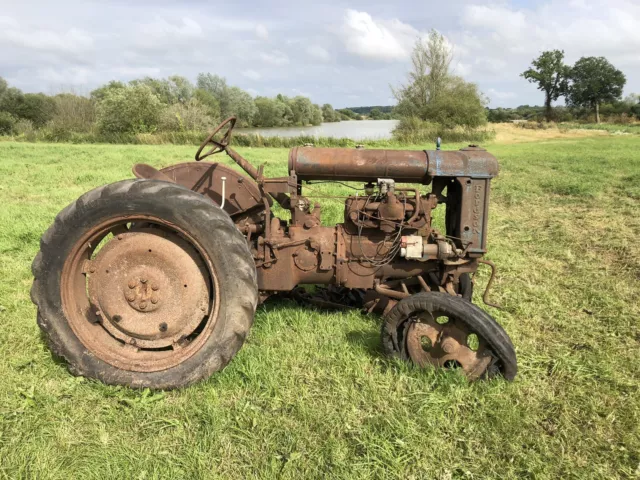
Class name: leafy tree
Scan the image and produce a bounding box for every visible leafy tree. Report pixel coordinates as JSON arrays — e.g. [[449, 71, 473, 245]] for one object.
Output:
[[90, 81, 127, 102], [0, 77, 7, 99], [192, 89, 220, 121], [96, 84, 163, 134], [393, 29, 452, 118], [321, 103, 340, 122], [0, 111, 16, 135], [288, 96, 321, 126], [197, 73, 231, 117], [254, 97, 280, 127], [0, 86, 56, 127], [393, 31, 487, 128], [423, 76, 487, 129], [49, 94, 96, 134], [131, 76, 194, 105], [337, 108, 362, 120], [521, 50, 570, 122], [224, 86, 257, 126], [566, 57, 626, 123], [369, 108, 383, 120], [158, 98, 215, 132], [310, 104, 323, 126]]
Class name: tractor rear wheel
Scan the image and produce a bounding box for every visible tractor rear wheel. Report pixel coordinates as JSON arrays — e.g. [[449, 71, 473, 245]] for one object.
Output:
[[31, 179, 258, 389]]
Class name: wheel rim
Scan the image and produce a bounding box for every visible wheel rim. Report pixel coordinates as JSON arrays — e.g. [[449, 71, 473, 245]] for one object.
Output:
[[61, 215, 220, 373], [405, 310, 492, 380]]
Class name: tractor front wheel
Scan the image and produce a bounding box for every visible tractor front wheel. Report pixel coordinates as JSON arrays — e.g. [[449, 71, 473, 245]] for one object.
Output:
[[382, 292, 517, 381], [31, 179, 258, 389]]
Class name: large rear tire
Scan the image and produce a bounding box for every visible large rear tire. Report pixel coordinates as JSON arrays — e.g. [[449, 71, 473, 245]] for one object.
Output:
[[31, 179, 258, 389]]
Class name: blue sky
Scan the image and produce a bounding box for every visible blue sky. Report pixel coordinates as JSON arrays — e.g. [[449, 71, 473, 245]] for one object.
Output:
[[1, 0, 638, 108]]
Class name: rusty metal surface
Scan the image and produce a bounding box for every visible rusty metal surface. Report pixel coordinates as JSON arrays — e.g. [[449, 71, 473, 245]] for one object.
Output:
[[132, 164, 175, 183], [406, 312, 492, 380], [158, 162, 268, 216], [426, 148, 499, 179], [195, 116, 236, 161], [289, 147, 431, 183], [289, 147, 499, 183], [60, 216, 219, 373], [88, 230, 209, 350]]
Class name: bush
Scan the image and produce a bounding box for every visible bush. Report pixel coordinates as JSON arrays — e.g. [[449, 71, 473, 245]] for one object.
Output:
[[0, 111, 16, 134], [96, 84, 163, 134], [49, 94, 96, 134], [392, 116, 494, 143], [13, 119, 36, 140], [158, 99, 215, 132]]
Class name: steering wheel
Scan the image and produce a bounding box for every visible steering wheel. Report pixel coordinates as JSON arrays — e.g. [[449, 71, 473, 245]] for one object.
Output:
[[195, 116, 237, 161]]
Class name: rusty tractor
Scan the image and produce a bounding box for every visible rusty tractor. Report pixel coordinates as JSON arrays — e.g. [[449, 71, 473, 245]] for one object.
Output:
[[31, 117, 517, 389]]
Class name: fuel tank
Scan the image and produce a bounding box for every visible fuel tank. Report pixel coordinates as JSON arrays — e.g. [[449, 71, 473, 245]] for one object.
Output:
[[288, 146, 499, 183]]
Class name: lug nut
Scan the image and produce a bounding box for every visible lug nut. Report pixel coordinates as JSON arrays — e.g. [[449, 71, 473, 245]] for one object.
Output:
[[151, 284, 159, 291], [126, 292, 135, 302], [150, 296, 158, 305], [139, 301, 147, 310], [128, 279, 137, 289], [140, 277, 147, 284]]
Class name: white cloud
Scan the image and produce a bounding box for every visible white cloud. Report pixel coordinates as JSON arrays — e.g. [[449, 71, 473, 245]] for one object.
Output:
[[260, 50, 289, 66], [306, 45, 331, 62], [242, 69, 262, 81], [0, 16, 94, 55], [488, 88, 516, 100], [256, 24, 269, 40], [340, 9, 418, 61], [136, 17, 203, 49]]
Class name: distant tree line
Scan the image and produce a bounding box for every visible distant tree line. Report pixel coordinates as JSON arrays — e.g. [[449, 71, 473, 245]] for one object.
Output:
[[487, 97, 640, 124], [0, 74, 357, 139], [521, 50, 633, 123]]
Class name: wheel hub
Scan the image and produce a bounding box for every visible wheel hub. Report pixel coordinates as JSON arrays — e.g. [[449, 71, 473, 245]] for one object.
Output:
[[406, 312, 492, 380], [87, 230, 210, 349]]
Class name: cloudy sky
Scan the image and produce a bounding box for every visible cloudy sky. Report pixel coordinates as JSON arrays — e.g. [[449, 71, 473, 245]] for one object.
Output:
[[1, 0, 639, 108]]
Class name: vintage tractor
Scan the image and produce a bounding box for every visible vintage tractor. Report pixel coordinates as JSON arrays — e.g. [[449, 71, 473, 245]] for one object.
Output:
[[31, 117, 517, 389]]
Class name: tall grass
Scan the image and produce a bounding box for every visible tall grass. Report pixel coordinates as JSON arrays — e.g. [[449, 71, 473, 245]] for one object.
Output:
[[392, 116, 495, 143], [1, 129, 402, 148]]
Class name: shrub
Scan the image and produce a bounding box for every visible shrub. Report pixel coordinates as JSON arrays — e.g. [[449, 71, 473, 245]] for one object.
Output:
[[49, 94, 96, 134], [392, 116, 494, 143], [96, 84, 163, 134], [158, 99, 215, 132], [0, 111, 16, 134]]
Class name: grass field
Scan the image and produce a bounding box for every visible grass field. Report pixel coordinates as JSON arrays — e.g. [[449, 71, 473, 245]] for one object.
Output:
[[0, 132, 639, 478]]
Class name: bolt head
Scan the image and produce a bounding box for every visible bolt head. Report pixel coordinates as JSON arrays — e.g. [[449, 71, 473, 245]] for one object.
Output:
[[140, 277, 147, 284], [117, 234, 123, 240], [89, 266, 96, 273], [126, 292, 135, 302], [158, 322, 168, 332], [139, 301, 147, 310], [151, 284, 159, 291], [128, 279, 137, 289], [150, 296, 158, 305]]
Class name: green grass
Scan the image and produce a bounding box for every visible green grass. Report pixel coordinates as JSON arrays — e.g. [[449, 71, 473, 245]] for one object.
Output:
[[0, 137, 639, 478], [559, 122, 640, 135]]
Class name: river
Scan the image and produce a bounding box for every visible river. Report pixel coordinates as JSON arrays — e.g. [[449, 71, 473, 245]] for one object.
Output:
[[237, 119, 399, 140]]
